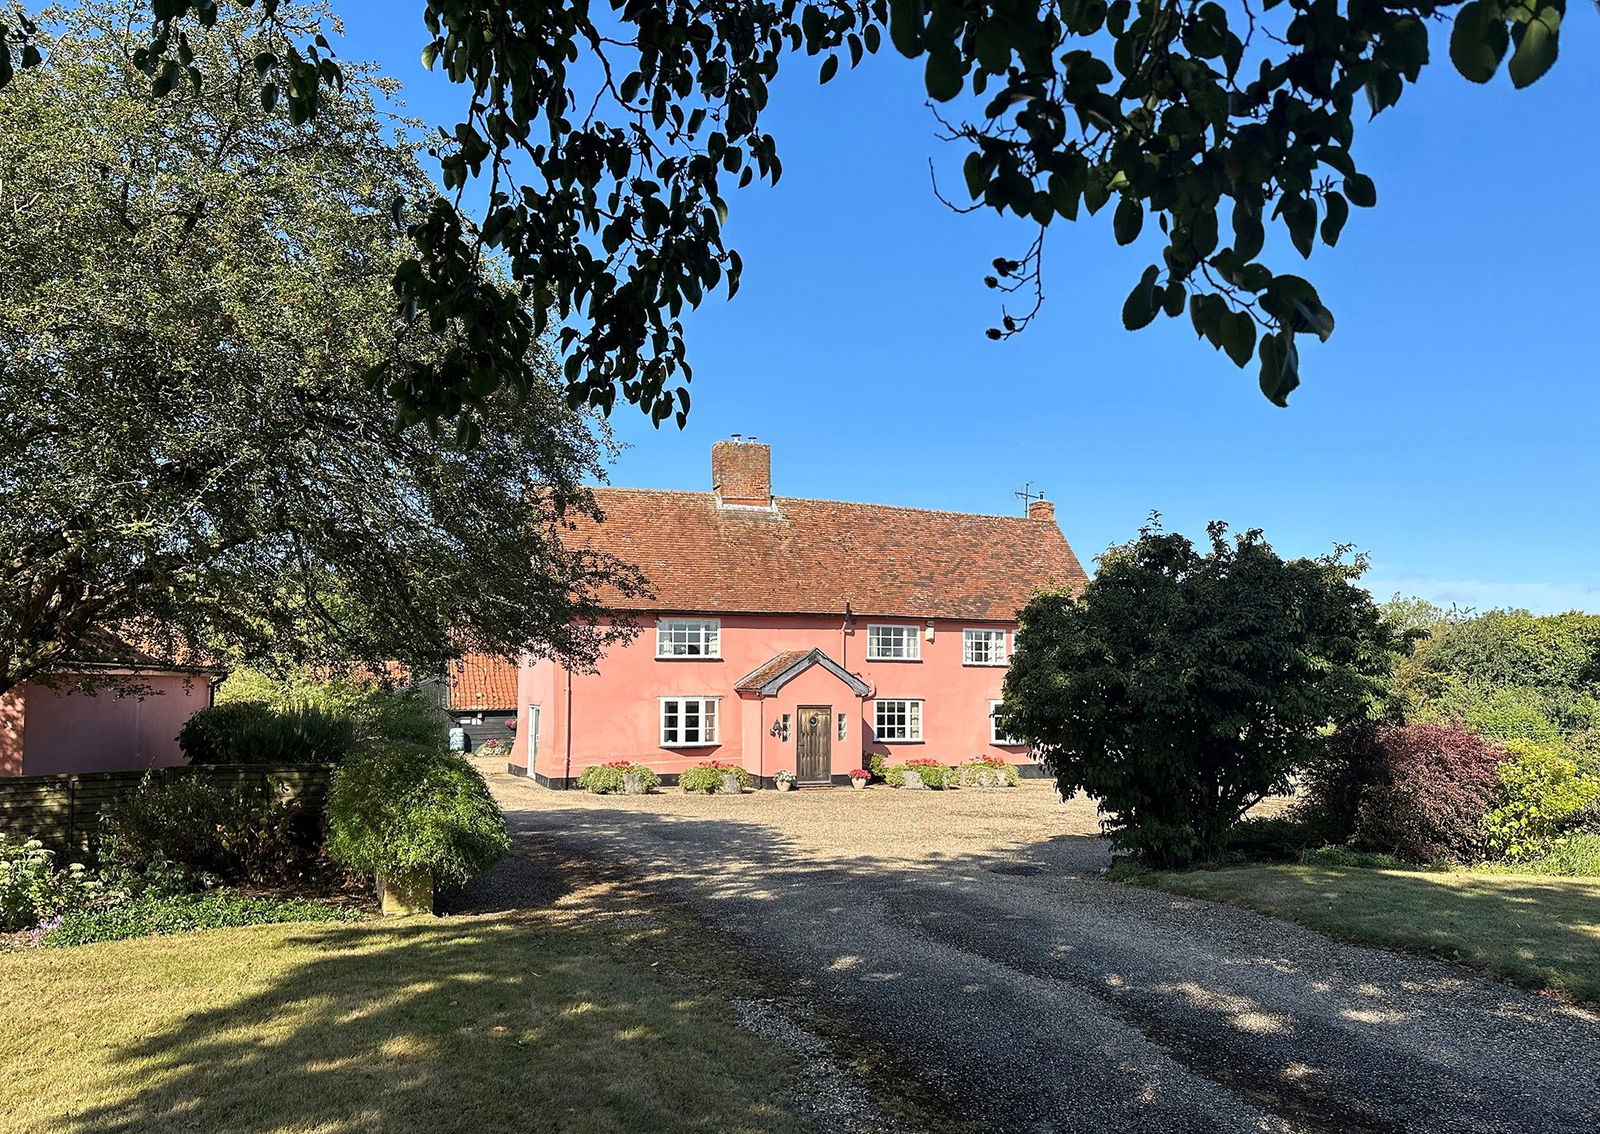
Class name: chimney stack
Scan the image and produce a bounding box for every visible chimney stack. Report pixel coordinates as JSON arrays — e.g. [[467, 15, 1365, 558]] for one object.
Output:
[[712, 437, 772, 508], [1028, 497, 1056, 524]]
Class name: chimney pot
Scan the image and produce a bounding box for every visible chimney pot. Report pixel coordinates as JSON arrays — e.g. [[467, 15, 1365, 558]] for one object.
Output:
[[712, 439, 772, 507], [1028, 497, 1056, 523]]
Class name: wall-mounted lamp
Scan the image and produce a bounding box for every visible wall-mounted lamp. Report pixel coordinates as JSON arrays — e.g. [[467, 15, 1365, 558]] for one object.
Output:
[[924, 623, 935, 642], [769, 714, 790, 742], [837, 713, 847, 741]]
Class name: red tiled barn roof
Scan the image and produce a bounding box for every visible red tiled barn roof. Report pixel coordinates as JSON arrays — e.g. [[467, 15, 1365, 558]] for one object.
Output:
[[447, 653, 518, 711], [569, 489, 1088, 622]]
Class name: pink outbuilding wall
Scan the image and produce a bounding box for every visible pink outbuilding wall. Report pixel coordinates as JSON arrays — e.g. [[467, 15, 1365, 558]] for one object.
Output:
[[512, 613, 1028, 786], [0, 673, 213, 777]]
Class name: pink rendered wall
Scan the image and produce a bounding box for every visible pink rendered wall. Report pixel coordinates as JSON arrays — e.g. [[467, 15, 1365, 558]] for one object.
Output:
[[530, 613, 1027, 782], [16, 675, 209, 776], [510, 658, 560, 774], [0, 690, 23, 776]]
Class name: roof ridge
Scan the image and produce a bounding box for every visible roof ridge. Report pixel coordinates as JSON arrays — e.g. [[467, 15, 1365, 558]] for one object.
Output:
[[590, 484, 1044, 523]]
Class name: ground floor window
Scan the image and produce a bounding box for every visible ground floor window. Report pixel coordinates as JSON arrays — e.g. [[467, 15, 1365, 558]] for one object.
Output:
[[661, 697, 719, 746], [874, 699, 923, 741], [989, 700, 1022, 745]]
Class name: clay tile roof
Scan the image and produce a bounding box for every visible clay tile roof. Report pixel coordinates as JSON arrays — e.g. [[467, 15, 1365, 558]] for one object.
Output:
[[568, 489, 1088, 622], [447, 654, 518, 711], [734, 650, 814, 693]]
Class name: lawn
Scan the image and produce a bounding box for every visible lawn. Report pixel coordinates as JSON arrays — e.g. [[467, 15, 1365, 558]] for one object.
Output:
[[0, 868, 803, 1134], [1144, 863, 1600, 1006]]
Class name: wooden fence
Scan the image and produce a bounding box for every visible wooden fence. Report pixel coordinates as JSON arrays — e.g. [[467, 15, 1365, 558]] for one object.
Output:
[[0, 764, 334, 854]]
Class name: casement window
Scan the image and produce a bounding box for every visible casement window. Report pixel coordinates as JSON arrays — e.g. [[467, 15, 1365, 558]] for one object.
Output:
[[867, 624, 921, 661], [963, 628, 1009, 666], [656, 618, 721, 658], [874, 699, 924, 742], [660, 697, 719, 746], [990, 700, 1022, 746]]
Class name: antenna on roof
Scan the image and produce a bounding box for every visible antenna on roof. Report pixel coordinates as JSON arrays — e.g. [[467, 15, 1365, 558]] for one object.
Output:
[[1013, 482, 1044, 516]]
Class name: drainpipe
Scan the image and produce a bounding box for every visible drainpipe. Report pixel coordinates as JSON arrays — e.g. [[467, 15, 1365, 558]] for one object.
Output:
[[563, 661, 573, 789]]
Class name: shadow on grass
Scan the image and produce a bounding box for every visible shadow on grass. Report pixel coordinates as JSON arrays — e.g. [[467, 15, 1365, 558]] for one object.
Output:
[[48, 855, 799, 1134]]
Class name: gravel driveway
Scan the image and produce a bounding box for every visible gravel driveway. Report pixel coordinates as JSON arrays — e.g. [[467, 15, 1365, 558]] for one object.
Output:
[[477, 769, 1600, 1134]]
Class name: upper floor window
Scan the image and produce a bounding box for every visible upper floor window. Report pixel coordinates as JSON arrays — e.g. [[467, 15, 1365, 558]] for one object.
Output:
[[875, 699, 924, 742], [867, 624, 921, 661], [661, 697, 719, 746], [990, 700, 1022, 745], [657, 618, 720, 658], [963, 628, 1008, 666]]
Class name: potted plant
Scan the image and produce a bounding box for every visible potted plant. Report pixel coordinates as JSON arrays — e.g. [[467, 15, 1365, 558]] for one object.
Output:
[[773, 769, 797, 792], [326, 744, 510, 916], [848, 768, 870, 790], [576, 761, 660, 795], [680, 762, 754, 794]]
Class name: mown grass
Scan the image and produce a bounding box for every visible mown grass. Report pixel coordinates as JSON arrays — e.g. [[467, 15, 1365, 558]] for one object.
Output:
[[1143, 863, 1600, 1006], [0, 874, 803, 1134]]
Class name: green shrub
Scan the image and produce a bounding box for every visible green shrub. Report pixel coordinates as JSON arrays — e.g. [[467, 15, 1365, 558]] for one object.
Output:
[[1508, 833, 1600, 876], [325, 745, 508, 887], [98, 773, 314, 885], [679, 762, 753, 793], [867, 753, 889, 781], [1225, 816, 1318, 862], [179, 701, 356, 765], [1482, 740, 1600, 861], [577, 761, 660, 794], [41, 892, 362, 947], [1300, 844, 1408, 870], [0, 838, 106, 931], [885, 759, 954, 788], [217, 668, 449, 752], [955, 757, 1020, 788]]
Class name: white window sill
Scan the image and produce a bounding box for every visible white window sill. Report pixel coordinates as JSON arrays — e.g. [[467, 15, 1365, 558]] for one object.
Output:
[[866, 656, 922, 663], [878, 738, 925, 744], [963, 662, 1009, 668], [655, 655, 723, 661], [660, 742, 722, 749]]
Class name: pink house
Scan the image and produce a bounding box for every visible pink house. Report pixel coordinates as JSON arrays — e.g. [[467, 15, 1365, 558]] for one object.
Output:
[[1, 654, 221, 778], [512, 439, 1087, 787]]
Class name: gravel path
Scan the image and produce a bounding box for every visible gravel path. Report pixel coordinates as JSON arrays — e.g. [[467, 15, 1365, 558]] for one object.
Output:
[[477, 768, 1600, 1134]]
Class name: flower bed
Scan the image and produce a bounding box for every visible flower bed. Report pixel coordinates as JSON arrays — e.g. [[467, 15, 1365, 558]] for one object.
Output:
[[885, 758, 955, 789], [577, 761, 661, 795], [956, 755, 1021, 788], [680, 762, 753, 794]]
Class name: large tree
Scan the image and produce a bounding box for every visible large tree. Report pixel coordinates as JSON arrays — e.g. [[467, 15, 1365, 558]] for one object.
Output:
[[0, 2, 638, 697], [1001, 519, 1403, 866], [0, 0, 1569, 421]]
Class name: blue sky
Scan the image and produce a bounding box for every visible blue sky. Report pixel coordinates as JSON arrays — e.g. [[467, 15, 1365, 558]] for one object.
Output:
[[336, 4, 1600, 614]]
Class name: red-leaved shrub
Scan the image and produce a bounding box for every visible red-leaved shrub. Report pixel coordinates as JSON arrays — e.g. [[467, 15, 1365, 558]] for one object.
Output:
[[1313, 721, 1507, 863]]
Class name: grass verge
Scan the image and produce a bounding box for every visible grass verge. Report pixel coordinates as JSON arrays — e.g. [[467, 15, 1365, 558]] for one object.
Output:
[[0, 869, 805, 1133], [1141, 863, 1600, 1006]]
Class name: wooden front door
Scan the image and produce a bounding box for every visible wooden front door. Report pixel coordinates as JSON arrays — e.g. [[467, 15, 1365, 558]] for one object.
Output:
[[795, 705, 832, 785]]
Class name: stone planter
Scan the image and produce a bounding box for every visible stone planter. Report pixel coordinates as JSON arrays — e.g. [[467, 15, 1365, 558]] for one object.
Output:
[[378, 869, 435, 917], [718, 772, 745, 795], [622, 772, 650, 795], [849, 778, 868, 790], [899, 773, 926, 790], [775, 779, 795, 792]]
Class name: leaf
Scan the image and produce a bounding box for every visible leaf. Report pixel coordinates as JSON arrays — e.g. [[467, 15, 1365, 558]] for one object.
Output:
[[1343, 173, 1377, 208], [1320, 192, 1349, 246], [1122, 265, 1161, 331], [1508, 4, 1561, 88], [1220, 311, 1256, 368], [888, 0, 924, 59], [924, 46, 963, 101], [820, 54, 839, 83], [1258, 332, 1299, 406], [1450, 1, 1509, 84], [151, 60, 180, 97], [1113, 196, 1143, 246], [261, 82, 279, 112]]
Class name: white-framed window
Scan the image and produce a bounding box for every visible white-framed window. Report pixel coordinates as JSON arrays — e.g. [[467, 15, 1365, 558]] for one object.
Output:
[[963, 628, 1008, 666], [660, 697, 719, 746], [867, 624, 921, 661], [874, 699, 923, 742], [990, 700, 1022, 745], [656, 618, 721, 658]]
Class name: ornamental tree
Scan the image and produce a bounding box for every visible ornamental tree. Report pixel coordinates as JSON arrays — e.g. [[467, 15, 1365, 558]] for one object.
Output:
[[0, 0, 1572, 421], [0, 2, 640, 697], [1001, 518, 1403, 866]]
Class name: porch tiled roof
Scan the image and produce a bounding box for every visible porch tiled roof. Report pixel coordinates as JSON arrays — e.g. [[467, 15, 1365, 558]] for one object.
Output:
[[569, 489, 1087, 621], [734, 650, 813, 693]]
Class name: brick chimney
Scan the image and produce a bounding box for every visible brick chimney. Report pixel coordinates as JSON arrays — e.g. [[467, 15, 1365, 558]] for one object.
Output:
[[1028, 497, 1056, 524], [712, 437, 772, 508]]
